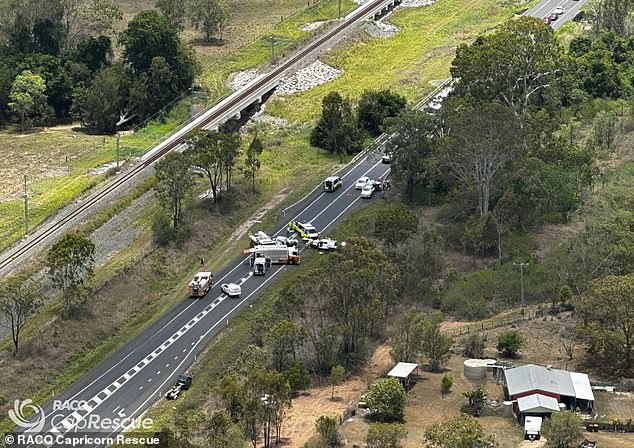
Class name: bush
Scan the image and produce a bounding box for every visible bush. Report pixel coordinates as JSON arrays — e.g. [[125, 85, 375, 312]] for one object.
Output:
[[315, 415, 340, 447], [496, 330, 524, 358], [366, 422, 407, 448], [441, 374, 453, 396], [462, 334, 486, 358], [365, 378, 407, 422]]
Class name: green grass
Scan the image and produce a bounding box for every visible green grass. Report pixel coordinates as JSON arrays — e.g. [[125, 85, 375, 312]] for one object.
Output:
[[199, 0, 358, 99], [266, 0, 537, 122]]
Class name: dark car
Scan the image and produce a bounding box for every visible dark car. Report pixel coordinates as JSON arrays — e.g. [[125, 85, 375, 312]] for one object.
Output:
[[177, 373, 192, 389], [549, 12, 559, 21]]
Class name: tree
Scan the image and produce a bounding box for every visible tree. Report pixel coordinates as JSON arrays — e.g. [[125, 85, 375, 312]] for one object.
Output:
[[578, 273, 634, 372], [357, 89, 407, 137], [156, 0, 187, 33], [187, 129, 223, 202], [268, 319, 304, 371], [385, 110, 436, 201], [589, 0, 634, 37], [154, 151, 194, 230], [444, 102, 520, 215], [190, 0, 229, 42], [0, 276, 42, 355], [441, 374, 453, 397], [374, 203, 418, 247], [70, 64, 122, 133], [463, 334, 485, 358], [46, 233, 95, 316], [71, 35, 112, 72], [366, 422, 407, 448], [496, 330, 524, 358], [420, 311, 452, 372], [120, 10, 199, 92], [451, 16, 559, 121], [315, 416, 339, 447], [328, 365, 345, 400], [9, 69, 48, 130], [542, 411, 582, 448], [389, 308, 424, 364], [244, 135, 263, 192], [462, 385, 486, 417], [424, 414, 498, 447], [310, 91, 363, 156], [592, 110, 617, 151], [206, 411, 245, 448], [365, 378, 407, 422]]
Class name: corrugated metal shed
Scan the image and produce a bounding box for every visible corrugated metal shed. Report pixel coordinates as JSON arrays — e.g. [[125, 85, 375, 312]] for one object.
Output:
[[517, 393, 560, 413], [505, 364, 575, 397], [387, 362, 418, 379], [570, 372, 595, 402]]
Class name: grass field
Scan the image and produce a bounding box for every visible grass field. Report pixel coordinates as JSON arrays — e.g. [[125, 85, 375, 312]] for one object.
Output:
[[266, 0, 534, 122]]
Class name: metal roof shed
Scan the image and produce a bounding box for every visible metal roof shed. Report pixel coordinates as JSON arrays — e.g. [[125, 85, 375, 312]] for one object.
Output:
[[570, 372, 595, 402], [387, 362, 418, 379], [517, 394, 561, 414]]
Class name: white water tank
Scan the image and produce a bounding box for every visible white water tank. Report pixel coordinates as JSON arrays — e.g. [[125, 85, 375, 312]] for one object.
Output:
[[503, 400, 513, 416], [464, 359, 496, 380]]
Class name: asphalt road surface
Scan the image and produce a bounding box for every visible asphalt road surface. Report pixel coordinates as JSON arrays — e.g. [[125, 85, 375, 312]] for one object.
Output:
[[10, 0, 589, 446], [525, 0, 588, 30]]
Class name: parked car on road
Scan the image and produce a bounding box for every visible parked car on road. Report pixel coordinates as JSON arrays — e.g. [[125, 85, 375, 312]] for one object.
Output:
[[166, 373, 192, 400], [360, 183, 375, 198], [221, 283, 241, 297], [355, 176, 370, 190], [553, 5, 565, 15]]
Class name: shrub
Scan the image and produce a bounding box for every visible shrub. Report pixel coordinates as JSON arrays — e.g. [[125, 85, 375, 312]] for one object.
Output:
[[496, 330, 524, 358]]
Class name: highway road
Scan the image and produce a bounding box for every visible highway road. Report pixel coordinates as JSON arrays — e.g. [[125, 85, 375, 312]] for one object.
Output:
[[525, 0, 587, 30], [9, 0, 589, 446]]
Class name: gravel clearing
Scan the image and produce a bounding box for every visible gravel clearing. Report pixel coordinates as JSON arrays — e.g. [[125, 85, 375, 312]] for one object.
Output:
[[365, 20, 400, 38], [299, 20, 329, 32], [249, 104, 289, 127], [226, 69, 260, 91], [275, 60, 342, 95]]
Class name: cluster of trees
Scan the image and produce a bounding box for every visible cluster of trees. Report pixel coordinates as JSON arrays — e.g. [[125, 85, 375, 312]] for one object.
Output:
[[0, 1, 200, 133], [380, 16, 603, 262], [0, 232, 95, 355], [156, 0, 230, 42], [152, 133, 265, 241], [311, 89, 407, 156]]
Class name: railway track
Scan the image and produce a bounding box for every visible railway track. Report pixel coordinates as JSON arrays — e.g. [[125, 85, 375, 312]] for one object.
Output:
[[0, 0, 396, 274]]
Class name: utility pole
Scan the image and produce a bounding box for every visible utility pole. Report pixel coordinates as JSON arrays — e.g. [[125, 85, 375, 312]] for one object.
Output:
[[338, 0, 342, 19], [270, 36, 276, 65], [23, 174, 28, 237], [115, 132, 120, 170], [513, 262, 529, 316]]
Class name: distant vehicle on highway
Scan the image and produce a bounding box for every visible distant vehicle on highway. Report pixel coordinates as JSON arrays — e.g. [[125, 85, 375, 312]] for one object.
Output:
[[188, 272, 213, 298], [382, 151, 392, 164], [355, 176, 370, 190], [165, 373, 192, 400], [323, 175, 342, 192], [549, 12, 559, 21], [221, 283, 241, 297], [543, 15, 551, 24], [553, 5, 565, 15]]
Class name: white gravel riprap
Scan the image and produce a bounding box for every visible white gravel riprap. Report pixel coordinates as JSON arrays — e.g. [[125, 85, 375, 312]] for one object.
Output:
[[227, 69, 260, 91], [365, 20, 400, 38], [276, 60, 342, 95], [400, 0, 435, 7], [299, 20, 328, 32]]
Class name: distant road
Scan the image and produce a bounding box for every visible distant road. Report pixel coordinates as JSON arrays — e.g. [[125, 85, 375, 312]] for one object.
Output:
[[525, 0, 588, 30]]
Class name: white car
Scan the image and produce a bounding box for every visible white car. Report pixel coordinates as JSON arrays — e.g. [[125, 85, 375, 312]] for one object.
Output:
[[355, 176, 370, 190], [310, 238, 338, 251], [553, 5, 565, 15], [275, 235, 299, 246], [221, 283, 241, 297], [360, 183, 375, 198]]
